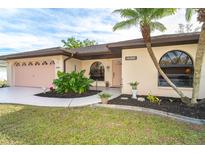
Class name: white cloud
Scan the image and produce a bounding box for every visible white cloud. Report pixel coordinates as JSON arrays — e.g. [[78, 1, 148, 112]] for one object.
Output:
[[0, 32, 59, 52], [0, 8, 202, 55]]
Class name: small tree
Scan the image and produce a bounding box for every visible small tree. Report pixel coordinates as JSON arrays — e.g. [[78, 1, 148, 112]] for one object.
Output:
[[62, 37, 97, 49], [176, 23, 201, 33]]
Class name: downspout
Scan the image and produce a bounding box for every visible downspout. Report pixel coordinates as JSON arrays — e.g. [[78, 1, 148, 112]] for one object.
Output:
[[63, 53, 74, 72]]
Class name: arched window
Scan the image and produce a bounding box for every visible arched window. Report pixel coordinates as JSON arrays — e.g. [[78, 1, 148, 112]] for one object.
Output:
[[159, 50, 194, 87], [50, 60, 55, 65], [28, 62, 33, 66], [42, 61, 48, 65], [35, 62, 40, 66], [90, 62, 105, 81], [15, 62, 20, 67], [22, 62, 27, 66]]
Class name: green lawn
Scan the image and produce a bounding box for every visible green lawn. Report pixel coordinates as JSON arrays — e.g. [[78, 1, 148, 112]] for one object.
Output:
[[0, 104, 204, 144]]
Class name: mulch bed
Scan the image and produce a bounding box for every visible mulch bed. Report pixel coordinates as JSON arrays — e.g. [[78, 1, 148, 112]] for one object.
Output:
[[35, 90, 101, 98], [108, 94, 205, 119]]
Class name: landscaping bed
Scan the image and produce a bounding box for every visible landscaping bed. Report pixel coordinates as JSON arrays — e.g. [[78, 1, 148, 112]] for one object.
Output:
[[35, 90, 101, 98], [108, 94, 205, 119]]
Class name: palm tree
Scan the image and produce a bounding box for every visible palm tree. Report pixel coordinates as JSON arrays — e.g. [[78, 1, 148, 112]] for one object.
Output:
[[185, 8, 205, 104], [113, 8, 190, 103]]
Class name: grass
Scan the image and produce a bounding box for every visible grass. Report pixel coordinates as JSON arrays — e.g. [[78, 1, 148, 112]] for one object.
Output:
[[0, 104, 204, 144]]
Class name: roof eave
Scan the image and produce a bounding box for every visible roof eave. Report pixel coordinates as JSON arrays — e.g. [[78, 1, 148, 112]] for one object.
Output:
[[0, 52, 71, 60], [0, 47, 74, 60], [107, 34, 200, 49]]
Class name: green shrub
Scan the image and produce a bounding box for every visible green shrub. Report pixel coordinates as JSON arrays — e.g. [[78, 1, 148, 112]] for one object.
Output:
[[146, 93, 161, 105], [0, 80, 8, 88], [98, 93, 112, 99], [129, 81, 139, 90], [53, 70, 93, 94]]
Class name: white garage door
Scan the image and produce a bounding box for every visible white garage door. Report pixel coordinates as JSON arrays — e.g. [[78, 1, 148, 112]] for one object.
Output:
[[13, 60, 55, 88]]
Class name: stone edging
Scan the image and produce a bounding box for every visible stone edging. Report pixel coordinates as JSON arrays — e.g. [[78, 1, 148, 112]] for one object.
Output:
[[94, 104, 205, 125]]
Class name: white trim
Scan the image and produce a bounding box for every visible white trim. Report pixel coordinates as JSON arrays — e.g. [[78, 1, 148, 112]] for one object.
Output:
[[158, 86, 193, 91]]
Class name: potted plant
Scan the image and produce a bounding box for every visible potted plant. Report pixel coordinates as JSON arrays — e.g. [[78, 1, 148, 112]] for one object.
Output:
[[105, 81, 109, 87], [0, 80, 8, 88], [129, 81, 139, 99], [99, 92, 112, 104]]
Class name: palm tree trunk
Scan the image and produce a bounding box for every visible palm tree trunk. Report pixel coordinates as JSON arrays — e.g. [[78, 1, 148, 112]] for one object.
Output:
[[141, 25, 190, 104], [146, 43, 187, 97], [191, 22, 205, 104]]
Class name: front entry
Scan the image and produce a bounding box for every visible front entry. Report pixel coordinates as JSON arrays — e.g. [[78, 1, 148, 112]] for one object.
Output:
[[112, 59, 122, 87]]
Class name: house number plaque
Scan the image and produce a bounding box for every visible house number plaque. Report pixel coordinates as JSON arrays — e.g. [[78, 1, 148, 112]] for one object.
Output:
[[125, 56, 137, 60]]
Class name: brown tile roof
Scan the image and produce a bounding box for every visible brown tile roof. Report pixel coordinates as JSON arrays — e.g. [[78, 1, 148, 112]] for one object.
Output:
[[69, 44, 114, 60], [68, 44, 110, 54], [0, 32, 200, 60], [107, 32, 200, 49], [0, 47, 73, 60]]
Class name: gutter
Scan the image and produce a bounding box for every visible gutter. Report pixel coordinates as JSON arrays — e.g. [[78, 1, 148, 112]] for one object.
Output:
[[63, 56, 72, 72], [63, 53, 74, 72]]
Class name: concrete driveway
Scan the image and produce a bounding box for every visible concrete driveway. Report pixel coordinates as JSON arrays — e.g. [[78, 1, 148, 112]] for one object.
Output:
[[0, 87, 121, 107]]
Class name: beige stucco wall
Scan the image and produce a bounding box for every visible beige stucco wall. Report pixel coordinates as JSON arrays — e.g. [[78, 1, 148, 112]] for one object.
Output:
[[122, 44, 204, 99], [64, 57, 82, 73], [81, 58, 120, 87], [7, 55, 64, 86]]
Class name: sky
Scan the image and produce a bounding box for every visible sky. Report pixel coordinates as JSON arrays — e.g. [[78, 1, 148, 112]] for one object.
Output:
[[0, 8, 201, 56]]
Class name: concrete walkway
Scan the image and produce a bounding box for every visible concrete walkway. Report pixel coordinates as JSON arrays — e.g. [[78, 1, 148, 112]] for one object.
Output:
[[0, 87, 121, 107]]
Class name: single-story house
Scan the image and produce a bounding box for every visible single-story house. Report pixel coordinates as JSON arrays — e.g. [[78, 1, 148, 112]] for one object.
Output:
[[0, 32, 204, 99]]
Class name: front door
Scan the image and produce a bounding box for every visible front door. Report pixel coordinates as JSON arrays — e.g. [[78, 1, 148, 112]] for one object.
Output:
[[112, 59, 122, 87]]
